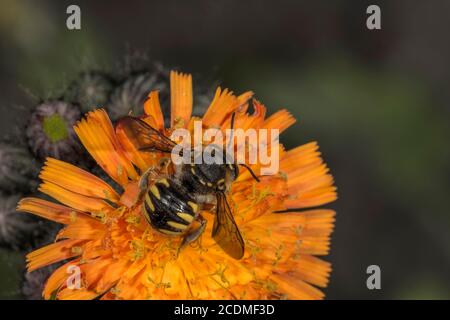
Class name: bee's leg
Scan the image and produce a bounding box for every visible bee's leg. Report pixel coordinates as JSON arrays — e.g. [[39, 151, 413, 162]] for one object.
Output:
[[137, 166, 159, 202], [195, 194, 217, 206], [177, 215, 207, 256], [139, 158, 171, 190], [159, 157, 171, 174], [138, 168, 152, 192]]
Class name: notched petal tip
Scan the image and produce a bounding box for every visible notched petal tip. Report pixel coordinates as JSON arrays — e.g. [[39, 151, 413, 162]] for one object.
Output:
[[74, 109, 138, 186], [170, 70, 193, 128]]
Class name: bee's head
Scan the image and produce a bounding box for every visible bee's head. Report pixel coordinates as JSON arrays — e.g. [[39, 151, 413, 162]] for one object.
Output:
[[189, 112, 260, 192], [189, 145, 237, 192]]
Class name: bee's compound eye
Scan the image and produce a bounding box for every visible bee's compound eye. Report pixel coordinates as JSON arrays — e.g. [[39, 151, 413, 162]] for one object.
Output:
[[228, 164, 238, 180]]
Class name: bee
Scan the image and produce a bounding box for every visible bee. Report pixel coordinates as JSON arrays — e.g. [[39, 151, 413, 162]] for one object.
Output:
[[117, 114, 259, 259]]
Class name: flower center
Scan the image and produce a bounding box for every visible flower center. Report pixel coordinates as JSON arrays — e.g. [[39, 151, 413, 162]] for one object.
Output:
[[42, 114, 68, 143]]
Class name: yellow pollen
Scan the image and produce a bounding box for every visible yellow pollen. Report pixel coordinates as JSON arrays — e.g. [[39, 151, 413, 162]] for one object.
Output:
[[91, 211, 106, 223], [126, 215, 141, 225], [130, 240, 146, 261], [70, 211, 77, 223], [71, 246, 83, 255]]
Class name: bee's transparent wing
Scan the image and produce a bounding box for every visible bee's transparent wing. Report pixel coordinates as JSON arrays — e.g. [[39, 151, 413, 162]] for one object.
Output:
[[116, 116, 176, 153], [212, 192, 245, 259]]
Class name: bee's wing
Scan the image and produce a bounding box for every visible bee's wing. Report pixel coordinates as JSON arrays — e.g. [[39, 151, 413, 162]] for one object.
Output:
[[212, 192, 245, 259], [116, 116, 176, 153]]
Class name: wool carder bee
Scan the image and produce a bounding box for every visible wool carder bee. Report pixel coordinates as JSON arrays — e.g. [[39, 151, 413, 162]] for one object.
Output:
[[117, 114, 259, 259]]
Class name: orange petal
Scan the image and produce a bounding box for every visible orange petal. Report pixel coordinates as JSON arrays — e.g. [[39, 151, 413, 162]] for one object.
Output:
[[207, 251, 254, 286], [170, 71, 192, 128], [285, 186, 337, 209], [17, 197, 93, 224], [57, 288, 100, 300], [245, 209, 335, 256], [281, 141, 321, 172], [203, 88, 253, 127], [80, 256, 113, 288], [286, 255, 332, 288], [39, 181, 113, 213], [271, 273, 325, 300], [115, 121, 158, 173], [232, 176, 286, 222], [161, 260, 189, 296], [116, 276, 147, 299], [221, 99, 267, 132], [43, 260, 80, 299], [40, 158, 120, 203], [119, 181, 141, 208], [81, 239, 110, 261], [262, 109, 296, 133], [237, 91, 255, 109], [96, 259, 130, 293], [296, 210, 335, 256], [27, 239, 85, 272], [281, 142, 337, 209], [74, 109, 138, 186], [121, 260, 147, 284], [57, 220, 105, 240], [178, 255, 215, 299], [144, 91, 164, 130]]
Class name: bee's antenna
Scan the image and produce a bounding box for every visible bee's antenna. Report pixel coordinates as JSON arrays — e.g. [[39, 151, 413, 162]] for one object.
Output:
[[230, 112, 236, 131], [226, 112, 236, 150], [239, 163, 260, 182]]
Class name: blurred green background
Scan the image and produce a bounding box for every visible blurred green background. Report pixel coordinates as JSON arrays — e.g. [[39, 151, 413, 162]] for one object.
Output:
[[1, 0, 449, 299]]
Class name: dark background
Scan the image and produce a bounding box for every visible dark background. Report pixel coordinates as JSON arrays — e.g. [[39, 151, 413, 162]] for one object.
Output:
[[1, 0, 450, 299]]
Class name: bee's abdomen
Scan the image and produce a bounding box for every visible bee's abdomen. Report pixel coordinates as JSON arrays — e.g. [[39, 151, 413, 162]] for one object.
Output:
[[142, 178, 199, 235]]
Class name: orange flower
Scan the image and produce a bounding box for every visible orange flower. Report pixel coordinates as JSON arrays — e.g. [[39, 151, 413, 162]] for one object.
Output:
[[17, 71, 337, 300]]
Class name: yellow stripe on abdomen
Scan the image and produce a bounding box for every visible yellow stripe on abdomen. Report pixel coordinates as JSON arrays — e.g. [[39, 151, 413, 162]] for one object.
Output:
[[167, 221, 188, 230], [149, 185, 160, 200], [145, 194, 155, 211], [187, 201, 199, 213], [158, 228, 182, 235], [177, 212, 194, 223]]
